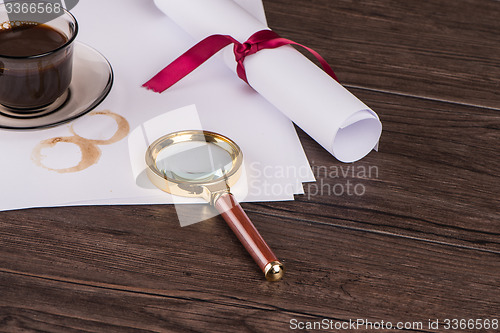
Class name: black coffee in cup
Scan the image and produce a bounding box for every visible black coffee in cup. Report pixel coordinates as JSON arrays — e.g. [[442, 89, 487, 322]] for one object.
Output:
[[0, 23, 68, 57], [0, 2, 78, 115], [0, 22, 73, 111]]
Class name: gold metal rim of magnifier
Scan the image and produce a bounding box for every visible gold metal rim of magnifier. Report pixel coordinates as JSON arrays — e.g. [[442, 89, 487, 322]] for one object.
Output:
[[145, 130, 244, 203]]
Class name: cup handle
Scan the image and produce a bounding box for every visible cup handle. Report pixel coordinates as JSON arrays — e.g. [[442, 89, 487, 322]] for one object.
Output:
[[215, 193, 284, 281]]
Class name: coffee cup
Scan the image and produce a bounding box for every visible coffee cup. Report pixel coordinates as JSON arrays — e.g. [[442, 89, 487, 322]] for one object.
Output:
[[0, 2, 78, 116]]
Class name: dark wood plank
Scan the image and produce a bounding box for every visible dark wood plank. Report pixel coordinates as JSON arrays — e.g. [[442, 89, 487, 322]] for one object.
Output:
[[1, 0, 499, 331], [263, 0, 500, 109], [0, 209, 499, 332], [246, 87, 500, 252]]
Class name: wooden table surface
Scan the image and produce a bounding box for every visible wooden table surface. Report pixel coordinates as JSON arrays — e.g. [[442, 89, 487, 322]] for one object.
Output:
[[1, 0, 499, 332]]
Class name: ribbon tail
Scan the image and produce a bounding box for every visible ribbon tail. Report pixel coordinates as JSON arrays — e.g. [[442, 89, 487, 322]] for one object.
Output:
[[248, 32, 339, 83], [143, 34, 237, 93], [291, 42, 339, 82]]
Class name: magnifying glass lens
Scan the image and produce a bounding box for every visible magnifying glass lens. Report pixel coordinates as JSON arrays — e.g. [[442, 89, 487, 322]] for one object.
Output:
[[155, 141, 234, 182], [146, 130, 284, 281]]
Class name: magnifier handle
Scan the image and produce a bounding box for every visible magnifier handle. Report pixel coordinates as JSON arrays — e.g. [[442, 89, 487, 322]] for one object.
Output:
[[215, 193, 284, 281]]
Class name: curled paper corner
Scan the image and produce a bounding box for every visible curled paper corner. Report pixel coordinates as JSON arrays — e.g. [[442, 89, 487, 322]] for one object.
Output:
[[332, 109, 383, 163]]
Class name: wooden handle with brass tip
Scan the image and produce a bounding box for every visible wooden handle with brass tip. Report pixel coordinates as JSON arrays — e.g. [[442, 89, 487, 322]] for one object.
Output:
[[215, 193, 284, 281]]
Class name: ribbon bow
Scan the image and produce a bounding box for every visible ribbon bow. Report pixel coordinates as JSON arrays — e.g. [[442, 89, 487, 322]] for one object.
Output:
[[143, 29, 338, 93]]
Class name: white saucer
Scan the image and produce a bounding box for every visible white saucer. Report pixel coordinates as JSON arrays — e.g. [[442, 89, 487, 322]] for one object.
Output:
[[0, 42, 113, 130]]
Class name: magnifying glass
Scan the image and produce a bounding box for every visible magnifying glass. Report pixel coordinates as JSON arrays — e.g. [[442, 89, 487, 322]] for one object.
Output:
[[145, 130, 284, 281]]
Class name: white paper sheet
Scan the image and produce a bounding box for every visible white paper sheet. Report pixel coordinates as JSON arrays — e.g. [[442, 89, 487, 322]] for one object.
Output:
[[0, 0, 315, 211], [233, 0, 267, 25], [154, 0, 383, 163]]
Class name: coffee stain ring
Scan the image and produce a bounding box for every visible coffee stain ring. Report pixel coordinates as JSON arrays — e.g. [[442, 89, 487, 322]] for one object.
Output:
[[70, 110, 130, 145], [32, 110, 130, 173], [32, 136, 101, 174]]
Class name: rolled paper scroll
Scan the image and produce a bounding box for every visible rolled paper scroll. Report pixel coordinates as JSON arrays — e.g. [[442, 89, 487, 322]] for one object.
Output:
[[153, 0, 382, 163]]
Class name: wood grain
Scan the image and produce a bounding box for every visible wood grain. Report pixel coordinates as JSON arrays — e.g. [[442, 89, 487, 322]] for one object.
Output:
[[264, 0, 500, 109], [0, 0, 499, 331], [246, 87, 500, 253], [1, 208, 499, 332]]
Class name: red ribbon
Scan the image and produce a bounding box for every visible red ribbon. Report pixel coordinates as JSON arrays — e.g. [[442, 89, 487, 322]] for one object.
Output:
[[143, 29, 338, 93]]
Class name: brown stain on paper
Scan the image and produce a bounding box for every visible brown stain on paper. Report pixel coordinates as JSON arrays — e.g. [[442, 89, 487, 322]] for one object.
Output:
[[32, 110, 130, 173], [32, 136, 102, 174], [71, 110, 130, 145]]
